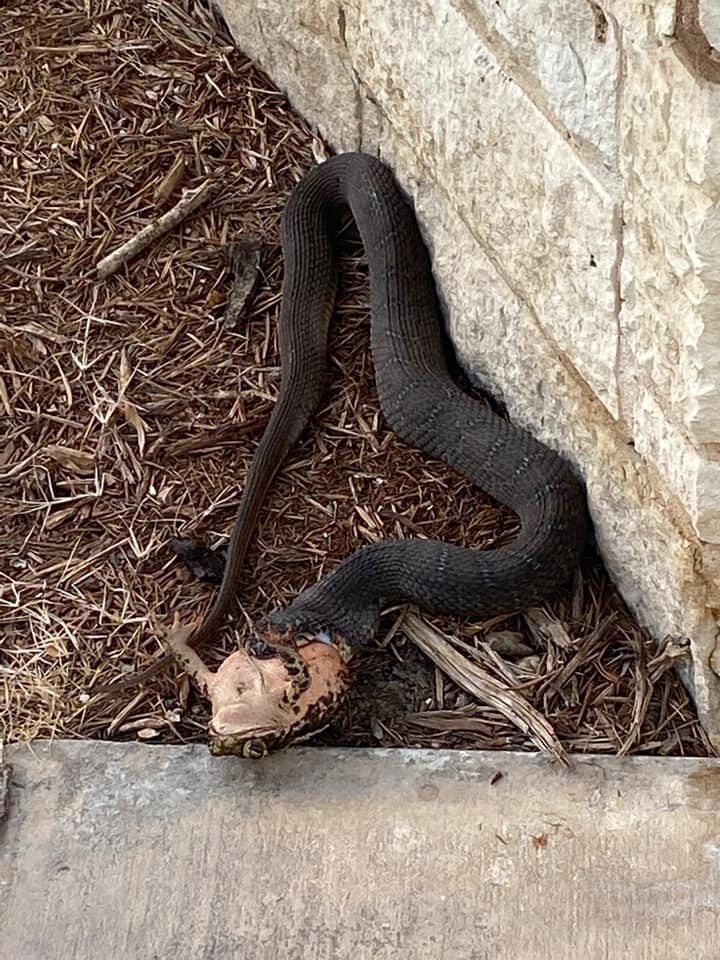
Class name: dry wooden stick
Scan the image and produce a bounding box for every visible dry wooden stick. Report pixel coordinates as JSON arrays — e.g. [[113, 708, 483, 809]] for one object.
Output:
[[0, 244, 49, 266], [96, 178, 216, 279], [402, 611, 569, 766], [223, 238, 261, 330], [0, 744, 11, 824]]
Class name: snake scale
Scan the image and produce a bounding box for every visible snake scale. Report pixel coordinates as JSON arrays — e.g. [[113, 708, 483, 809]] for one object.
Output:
[[189, 152, 588, 652]]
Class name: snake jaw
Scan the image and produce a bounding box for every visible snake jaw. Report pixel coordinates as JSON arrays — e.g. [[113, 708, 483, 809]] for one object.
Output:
[[264, 616, 354, 665], [205, 627, 351, 757]]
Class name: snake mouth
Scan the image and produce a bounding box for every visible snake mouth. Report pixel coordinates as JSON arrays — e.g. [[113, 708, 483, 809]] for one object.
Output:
[[287, 625, 353, 663], [296, 629, 330, 647]]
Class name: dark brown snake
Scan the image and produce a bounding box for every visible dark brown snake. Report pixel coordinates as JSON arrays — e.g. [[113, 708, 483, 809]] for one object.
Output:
[[183, 152, 588, 654]]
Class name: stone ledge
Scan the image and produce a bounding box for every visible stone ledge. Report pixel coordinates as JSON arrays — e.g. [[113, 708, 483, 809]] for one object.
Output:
[[3, 741, 720, 959]]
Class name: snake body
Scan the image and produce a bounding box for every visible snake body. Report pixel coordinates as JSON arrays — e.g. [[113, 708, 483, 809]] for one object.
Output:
[[191, 153, 588, 650]]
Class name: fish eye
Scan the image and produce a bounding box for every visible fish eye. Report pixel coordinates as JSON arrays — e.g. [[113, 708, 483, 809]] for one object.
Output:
[[248, 638, 276, 660]]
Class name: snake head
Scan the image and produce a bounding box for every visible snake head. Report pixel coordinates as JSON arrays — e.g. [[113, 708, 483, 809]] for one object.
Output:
[[207, 627, 351, 757]]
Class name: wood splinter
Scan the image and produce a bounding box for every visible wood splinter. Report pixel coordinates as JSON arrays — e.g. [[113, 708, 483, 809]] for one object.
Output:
[[95, 178, 217, 279], [223, 238, 261, 330]]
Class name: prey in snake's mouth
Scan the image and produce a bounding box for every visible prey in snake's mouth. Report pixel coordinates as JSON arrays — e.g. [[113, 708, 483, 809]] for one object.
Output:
[[164, 617, 352, 757]]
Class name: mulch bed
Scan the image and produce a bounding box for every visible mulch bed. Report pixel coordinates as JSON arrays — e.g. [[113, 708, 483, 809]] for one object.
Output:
[[1, 0, 714, 759]]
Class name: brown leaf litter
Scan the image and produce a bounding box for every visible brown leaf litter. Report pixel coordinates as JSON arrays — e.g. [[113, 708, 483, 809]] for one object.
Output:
[[0, 0, 714, 758]]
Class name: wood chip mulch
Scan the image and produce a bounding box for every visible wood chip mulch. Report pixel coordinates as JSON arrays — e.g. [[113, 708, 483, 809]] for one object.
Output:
[[1, 0, 714, 759]]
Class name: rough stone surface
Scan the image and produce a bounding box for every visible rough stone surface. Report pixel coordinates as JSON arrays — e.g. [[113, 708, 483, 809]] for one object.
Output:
[[214, 0, 720, 740], [350, 0, 620, 417], [4, 741, 720, 959], [471, 0, 621, 175], [633, 390, 720, 541], [613, 4, 720, 456], [699, 0, 720, 51]]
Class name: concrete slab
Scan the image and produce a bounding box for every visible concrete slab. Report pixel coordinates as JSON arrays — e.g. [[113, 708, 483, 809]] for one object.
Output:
[[2, 743, 720, 959]]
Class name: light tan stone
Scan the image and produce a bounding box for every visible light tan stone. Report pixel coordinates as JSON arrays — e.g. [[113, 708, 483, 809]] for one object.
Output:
[[349, 0, 620, 416], [616, 15, 720, 448], [455, 0, 622, 175], [699, 0, 720, 49]]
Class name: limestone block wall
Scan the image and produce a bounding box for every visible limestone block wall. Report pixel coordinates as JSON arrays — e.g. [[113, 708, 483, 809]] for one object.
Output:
[[215, 0, 720, 741]]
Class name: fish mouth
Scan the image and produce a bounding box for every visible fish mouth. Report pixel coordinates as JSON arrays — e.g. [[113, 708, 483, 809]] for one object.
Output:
[[208, 732, 280, 759], [207, 719, 277, 739]]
